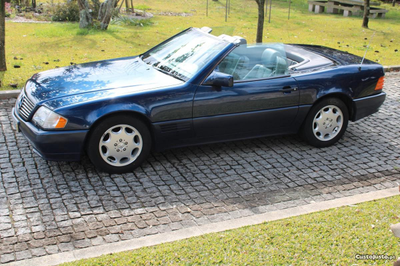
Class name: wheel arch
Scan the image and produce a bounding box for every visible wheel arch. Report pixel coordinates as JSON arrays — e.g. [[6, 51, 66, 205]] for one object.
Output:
[[300, 93, 351, 147], [83, 110, 154, 153], [313, 92, 353, 119]]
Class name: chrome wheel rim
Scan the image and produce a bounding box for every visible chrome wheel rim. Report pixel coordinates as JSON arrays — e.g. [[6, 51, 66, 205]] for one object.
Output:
[[98, 124, 143, 167], [312, 105, 343, 141]]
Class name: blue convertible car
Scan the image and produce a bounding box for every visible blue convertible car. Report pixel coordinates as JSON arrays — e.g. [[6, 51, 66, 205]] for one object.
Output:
[[12, 27, 386, 173]]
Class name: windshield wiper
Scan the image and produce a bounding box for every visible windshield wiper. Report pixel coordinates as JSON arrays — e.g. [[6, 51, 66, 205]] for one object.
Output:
[[152, 64, 186, 82]]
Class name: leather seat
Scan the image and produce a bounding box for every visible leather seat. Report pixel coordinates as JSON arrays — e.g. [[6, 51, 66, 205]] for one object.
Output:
[[243, 48, 277, 80], [243, 48, 288, 80], [275, 56, 288, 75]]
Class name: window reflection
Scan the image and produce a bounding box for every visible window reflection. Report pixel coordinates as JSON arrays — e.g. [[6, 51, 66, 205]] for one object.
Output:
[[142, 29, 229, 81]]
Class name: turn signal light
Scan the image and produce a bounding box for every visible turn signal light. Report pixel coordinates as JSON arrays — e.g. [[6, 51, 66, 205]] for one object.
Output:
[[55, 117, 68, 128], [374, 76, 384, 91]]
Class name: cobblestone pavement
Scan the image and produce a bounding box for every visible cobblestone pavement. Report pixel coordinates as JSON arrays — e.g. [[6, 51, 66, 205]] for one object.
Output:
[[0, 73, 400, 264]]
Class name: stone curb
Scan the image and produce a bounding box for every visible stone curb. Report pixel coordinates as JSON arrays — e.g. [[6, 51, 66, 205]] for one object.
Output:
[[384, 65, 400, 72], [0, 89, 20, 99], [0, 66, 399, 100], [7, 187, 399, 266]]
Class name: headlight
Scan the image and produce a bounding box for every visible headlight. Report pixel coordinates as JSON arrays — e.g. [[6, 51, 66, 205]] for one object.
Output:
[[32, 106, 68, 129]]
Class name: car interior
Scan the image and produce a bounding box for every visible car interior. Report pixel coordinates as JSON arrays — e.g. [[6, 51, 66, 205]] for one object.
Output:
[[217, 37, 307, 81]]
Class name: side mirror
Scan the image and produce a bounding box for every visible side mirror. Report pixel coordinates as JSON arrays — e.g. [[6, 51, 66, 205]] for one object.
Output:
[[203, 71, 233, 88]]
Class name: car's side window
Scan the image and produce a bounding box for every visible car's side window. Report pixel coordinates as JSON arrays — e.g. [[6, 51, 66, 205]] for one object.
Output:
[[217, 43, 289, 82], [218, 51, 250, 81], [242, 48, 288, 80]]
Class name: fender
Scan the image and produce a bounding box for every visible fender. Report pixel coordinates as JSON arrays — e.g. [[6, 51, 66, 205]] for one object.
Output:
[[293, 65, 360, 106], [46, 95, 150, 130]]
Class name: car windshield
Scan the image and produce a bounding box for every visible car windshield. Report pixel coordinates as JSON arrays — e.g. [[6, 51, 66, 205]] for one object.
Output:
[[141, 29, 229, 81]]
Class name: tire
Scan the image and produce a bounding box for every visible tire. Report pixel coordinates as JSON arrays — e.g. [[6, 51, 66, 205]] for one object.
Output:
[[87, 115, 152, 174], [301, 98, 349, 148]]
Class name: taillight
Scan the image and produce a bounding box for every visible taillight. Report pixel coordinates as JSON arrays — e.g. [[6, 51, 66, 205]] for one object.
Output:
[[375, 76, 384, 91]]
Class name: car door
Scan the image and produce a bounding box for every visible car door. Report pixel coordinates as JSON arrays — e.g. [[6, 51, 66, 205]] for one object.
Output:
[[193, 75, 299, 141]]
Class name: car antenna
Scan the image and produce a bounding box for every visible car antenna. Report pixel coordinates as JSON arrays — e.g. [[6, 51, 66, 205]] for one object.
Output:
[[359, 32, 376, 71]]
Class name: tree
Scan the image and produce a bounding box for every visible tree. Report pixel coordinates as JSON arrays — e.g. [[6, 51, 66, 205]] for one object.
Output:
[[392, 0, 396, 7], [0, 0, 6, 72], [362, 0, 370, 28], [255, 0, 266, 43], [98, 0, 118, 30], [77, 0, 93, 28], [77, 0, 119, 30]]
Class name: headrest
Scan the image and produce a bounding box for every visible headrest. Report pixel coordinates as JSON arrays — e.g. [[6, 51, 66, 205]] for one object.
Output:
[[262, 48, 279, 66]]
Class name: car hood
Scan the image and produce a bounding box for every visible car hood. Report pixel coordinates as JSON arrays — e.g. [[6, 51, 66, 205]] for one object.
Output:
[[25, 56, 184, 103]]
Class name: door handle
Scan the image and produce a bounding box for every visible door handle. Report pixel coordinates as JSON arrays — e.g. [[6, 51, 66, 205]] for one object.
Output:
[[281, 86, 298, 93]]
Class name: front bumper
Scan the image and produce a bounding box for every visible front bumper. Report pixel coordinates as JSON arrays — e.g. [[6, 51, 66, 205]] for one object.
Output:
[[12, 108, 88, 161], [352, 92, 386, 121]]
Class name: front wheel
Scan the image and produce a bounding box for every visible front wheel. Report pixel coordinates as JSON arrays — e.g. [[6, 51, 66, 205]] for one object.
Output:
[[87, 115, 151, 174], [301, 98, 349, 148]]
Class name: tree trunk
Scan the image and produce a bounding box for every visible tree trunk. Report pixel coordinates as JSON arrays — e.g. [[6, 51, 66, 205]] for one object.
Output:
[[392, 0, 396, 7], [125, 0, 130, 12], [79, 9, 92, 28], [0, 0, 6, 72], [362, 0, 370, 28], [255, 0, 266, 43], [77, 0, 93, 28], [91, 0, 101, 16], [32, 0, 36, 9], [99, 0, 117, 30]]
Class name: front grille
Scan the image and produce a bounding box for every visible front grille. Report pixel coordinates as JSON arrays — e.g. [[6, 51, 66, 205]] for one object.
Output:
[[18, 94, 36, 121]]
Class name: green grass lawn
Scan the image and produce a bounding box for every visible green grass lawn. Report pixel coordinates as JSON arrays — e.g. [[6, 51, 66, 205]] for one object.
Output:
[[1, 0, 400, 90], [61, 195, 400, 265]]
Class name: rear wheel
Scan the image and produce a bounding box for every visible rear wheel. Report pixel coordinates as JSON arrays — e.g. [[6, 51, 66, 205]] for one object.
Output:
[[87, 115, 151, 173], [301, 98, 349, 147]]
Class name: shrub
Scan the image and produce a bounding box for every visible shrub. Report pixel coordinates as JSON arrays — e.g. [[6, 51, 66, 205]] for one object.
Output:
[[23, 12, 33, 19], [51, 1, 80, 22], [5, 2, 12, 17]]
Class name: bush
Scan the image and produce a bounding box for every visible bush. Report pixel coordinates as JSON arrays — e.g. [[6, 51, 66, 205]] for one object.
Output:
[[23, 12, 33, 19], [5, 2, 12, 17], [51, 1, 80, 22]]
